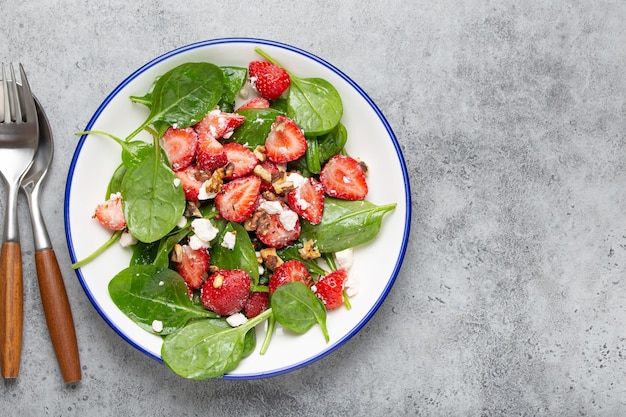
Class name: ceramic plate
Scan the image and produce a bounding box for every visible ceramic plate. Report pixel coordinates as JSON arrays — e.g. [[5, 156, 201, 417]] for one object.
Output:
[[65, 38, 410, 379]]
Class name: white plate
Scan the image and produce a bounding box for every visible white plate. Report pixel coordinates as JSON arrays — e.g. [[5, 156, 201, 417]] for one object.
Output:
[[64, 38, 411, 379]]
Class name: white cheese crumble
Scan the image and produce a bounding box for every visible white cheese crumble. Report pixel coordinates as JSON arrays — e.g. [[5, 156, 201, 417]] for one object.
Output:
[[177, 216, 188, 229], [189, 235, 209, 250], [158, 281, 165, 286], [192, 218, 219, 242], [258, 200, 283, 215], [221, 231, 237, 250], [173, 178, 181, 188], [198, 180, 217, 200], [344, 273, 360, 297], [286, 172, 307, 188], [334, 248, 354, 270], [119, 232, 137, 248], [152, 319, 163, 333], [279, 209, 299, 231], [226, 313, 248, 327]]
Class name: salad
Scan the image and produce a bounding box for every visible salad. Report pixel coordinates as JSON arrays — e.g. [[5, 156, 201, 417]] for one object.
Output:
[[74, 48, 396, 379]]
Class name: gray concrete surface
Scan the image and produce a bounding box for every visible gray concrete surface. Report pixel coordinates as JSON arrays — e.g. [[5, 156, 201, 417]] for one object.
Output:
[[1, 0, 626, 415]]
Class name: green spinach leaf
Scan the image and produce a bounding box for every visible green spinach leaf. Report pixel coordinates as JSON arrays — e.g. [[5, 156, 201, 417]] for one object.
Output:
[[231, 108, 283, 148], [300, 198, 396, 253], [271, 282, 329, 342], [108, 264, 217, 335], [210, 222, 260, 284]]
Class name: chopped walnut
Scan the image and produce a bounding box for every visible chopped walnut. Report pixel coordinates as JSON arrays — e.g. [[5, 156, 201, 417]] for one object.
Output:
[[253, 164, 272, 182], [253, 145, 266, 162], [171, 244, 183, 263], [260, 247, 284, 271], [185, 201, 203, 218], [203, 167, 226, 194], [298, 239, 321, 260]]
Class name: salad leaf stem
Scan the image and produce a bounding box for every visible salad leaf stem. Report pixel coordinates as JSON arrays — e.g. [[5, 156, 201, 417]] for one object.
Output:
[[71, 230, 122, 269]]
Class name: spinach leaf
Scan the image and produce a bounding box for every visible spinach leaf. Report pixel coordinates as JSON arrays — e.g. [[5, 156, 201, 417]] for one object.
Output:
[[210, 222, 260, 284], [300, 198, 396, 253], [130, 240, 160, 266], [106, 163, 126, 197], [231, 108, 282, 148], [304, 136, 321, 174], [121, 145, 186, 243], [108, 264, 217, 335], [126, 62, 224, 141], [271, 282, 329, 342], [220, 66, 247, 105], [162, 309, 272, 379], [317, 122, 348, 163]]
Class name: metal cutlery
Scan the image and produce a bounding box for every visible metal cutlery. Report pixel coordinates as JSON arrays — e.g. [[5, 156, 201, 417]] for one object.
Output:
[[0, 63, 39, 378], [21, 96, 81, 383]]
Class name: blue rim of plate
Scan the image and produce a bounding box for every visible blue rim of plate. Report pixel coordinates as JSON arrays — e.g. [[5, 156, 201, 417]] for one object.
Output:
[[64, 37, 412, 380]]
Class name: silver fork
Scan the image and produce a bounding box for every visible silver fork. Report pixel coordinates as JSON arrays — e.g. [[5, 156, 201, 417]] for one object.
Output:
[[0, 63, 39, 379]]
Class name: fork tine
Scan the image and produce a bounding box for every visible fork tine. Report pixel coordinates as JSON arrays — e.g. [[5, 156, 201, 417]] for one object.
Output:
[[1, 64, 9, 123], [7, 63, 21, 122], [17, 63, 37, 123]]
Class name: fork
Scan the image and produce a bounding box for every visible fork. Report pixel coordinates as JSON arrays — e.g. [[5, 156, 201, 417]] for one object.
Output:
[[0, 63, 39, 378]]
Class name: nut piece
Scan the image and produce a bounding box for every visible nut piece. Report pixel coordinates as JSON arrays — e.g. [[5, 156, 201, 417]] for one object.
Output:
[[260, 247, 284, 271], [253, 145, 266, 162], [171, 243, 183, 263], [299, 239, 321, 260]]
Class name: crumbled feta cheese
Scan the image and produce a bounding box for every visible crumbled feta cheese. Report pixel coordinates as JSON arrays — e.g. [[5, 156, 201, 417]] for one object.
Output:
[[198, 180, 217, 200], [189, 234, 210, 250], [279, 209, 299, 231], [158, 281, 164, 286], [221, 231, 237, 250], [192, 218, 219, 242], [259, 200, 283, 215], [226, 313, 248, 327], [334, 248, 354, 270], [119, 232, 137, 248], [286, 172, 307, 188], [152, 320, 163, 333], [177, 216, 188, 229], [258, 264, 265, 275], [173, 178, 181, 188], [344, 272, 360, 297]]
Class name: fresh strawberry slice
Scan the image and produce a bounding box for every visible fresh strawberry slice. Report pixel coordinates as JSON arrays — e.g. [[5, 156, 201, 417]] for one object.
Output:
[[244, 291, 269, 318], [258, 160, 281, 192], [196, 134, 228, 172], [236, 96, 270, 111], [194, 108, 246, 140], [255, 206, 301, 249], [175, 164, 204, 201], [264, 115, 307, 163], [94, 193, 126, 230], [215, 175, 261, 222], [201, 269, 251, 316], [223, 142, 258, 179], [268, 260, 312, 294], [319, 155, 368, 200], [287, 177, 324, 224], [161, 126, 198, 171], [313, 269, 347, 310], [176, 245, 210, 289], [248, 61, 291, 100]]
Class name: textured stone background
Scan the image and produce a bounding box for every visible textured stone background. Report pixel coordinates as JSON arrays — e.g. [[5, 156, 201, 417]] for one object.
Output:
[[1, 0, 626, 415]]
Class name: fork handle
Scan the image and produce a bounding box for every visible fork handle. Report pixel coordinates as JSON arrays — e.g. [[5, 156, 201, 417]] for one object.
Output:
[[0, 241, 23, 378], [35, 248, 81, 383]]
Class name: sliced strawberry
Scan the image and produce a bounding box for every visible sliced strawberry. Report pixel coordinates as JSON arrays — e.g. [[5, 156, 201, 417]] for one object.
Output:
[[319, 155, 368, 200], [196, 134, 228, 172], [201, 269, 251, 316], [268, 260, 312, 294], [314, 269, 347, 310], [94, 193, 126, 231], [223, 142, 258, 179], [161, 126, 198, 171], [215, 175, 261, 222], [248, 61, 291, 100], [244, 291, 269, 318], [194, 108, 246, 140], [264, 116, 307, 163], [176, 245, 210, 289], [258, 160, 281, 192], [255, 206, 301, 249], [287, 177, 324, 224], [175, 164, 205, 201], [236, 96, 270, 111]]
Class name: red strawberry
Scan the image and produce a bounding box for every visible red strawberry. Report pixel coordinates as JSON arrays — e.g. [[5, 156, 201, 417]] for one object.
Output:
[[215, 175, 262, 222], [319, 155, 368, 200], [176, 245, 210, 289], [248, 61, 290, 100], [194, 108, 246, 140], [287, 177, 325, 224], [94, 193, 126, 230], [196, 134, 228, 172], [314, 269, 347, 310], [264, 116, 307, 163], [161, 126, 198, 171], [201, 269, 251, 316], [258, 160, 281, 192], [244, 291, 269, 318], [236, 96, 270, 111], [268, 260, 311, 294], [255, 206, 301, 249], [223, 142, 258, 179], [175, 164, 204, 201]]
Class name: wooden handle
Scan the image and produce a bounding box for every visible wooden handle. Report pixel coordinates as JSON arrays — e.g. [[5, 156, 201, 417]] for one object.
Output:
[[35, 248, 81, 383], [0, 241, 23, 378]]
